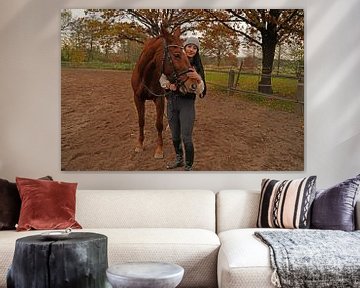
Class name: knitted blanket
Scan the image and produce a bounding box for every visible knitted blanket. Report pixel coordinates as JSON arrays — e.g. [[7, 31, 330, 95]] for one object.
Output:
[[254, 230, 360, 288]]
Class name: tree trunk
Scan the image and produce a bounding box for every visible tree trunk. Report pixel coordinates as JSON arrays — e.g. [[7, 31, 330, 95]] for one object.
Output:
[[258, 10, 280, 94], [258, 35, 276, 94], [7, 232, 108, 288]]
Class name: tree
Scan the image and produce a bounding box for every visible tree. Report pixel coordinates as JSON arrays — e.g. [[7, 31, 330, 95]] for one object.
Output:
[[61, 9, 72, 31], [207, 9, 304, 94], [198, 23, 240, 67], [86, 9, 207, 42]]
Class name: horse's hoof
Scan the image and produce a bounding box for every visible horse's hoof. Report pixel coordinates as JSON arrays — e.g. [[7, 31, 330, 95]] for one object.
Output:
[[135, 147, 143, 153], [154, 152, 164, 159]]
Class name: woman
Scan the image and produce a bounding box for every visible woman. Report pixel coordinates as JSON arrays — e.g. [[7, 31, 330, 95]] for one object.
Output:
[[159, 36, 207, 171]]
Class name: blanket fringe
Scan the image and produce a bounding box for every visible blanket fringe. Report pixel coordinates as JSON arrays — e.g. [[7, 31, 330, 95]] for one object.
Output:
[[271, 269, 281, 287]]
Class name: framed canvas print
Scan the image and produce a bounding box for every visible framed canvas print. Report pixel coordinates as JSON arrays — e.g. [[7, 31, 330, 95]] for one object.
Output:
[[61, 9, 304, 171]]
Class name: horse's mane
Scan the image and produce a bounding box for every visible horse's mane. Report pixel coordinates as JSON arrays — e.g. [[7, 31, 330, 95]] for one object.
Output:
[[136, 36, 163, 82]]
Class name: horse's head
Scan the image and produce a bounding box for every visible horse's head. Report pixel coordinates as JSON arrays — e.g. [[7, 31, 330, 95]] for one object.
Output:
[[160, 26, 198, 94]]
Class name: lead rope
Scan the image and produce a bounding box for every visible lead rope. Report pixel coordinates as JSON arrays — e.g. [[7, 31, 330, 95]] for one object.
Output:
[[143, 84, 171, 97]]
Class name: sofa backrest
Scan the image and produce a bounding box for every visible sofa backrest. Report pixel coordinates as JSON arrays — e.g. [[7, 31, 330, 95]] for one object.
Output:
[[216, 190, 260, 233], [76, 190, 216, 231], [216, 190, 360, 233]]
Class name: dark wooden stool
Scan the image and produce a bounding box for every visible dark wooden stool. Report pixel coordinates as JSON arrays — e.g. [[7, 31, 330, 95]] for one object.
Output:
[[7, 232, 108, 288]]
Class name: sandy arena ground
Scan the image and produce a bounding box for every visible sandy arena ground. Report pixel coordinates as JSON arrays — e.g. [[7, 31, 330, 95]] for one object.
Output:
[[61, 68, 304, 171]]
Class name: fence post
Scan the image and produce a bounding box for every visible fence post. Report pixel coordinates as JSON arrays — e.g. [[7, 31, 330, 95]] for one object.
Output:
[[295, 65, 304, 115], [228, 69, 235, 96], [234, 60, 244, 90]]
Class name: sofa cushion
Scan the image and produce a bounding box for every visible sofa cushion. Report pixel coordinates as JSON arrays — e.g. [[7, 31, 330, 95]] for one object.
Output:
[[0, 176, 53, 230], [0, 179, 20, 230], [76, 190, 216, 231], [97, 228, 219, 288], [257, 176, 317, 229], [16, 177, 82, 231], [100, 228, 220, 288], [0, 228, 220, 288], [311, 174, 360, 231], [216, 190, 260, 233], [217, 228, 276, 288]]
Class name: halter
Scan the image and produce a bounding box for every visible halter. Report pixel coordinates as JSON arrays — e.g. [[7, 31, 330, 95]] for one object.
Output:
[[163, 41, 191, 88], [144, 38, 192, 97]]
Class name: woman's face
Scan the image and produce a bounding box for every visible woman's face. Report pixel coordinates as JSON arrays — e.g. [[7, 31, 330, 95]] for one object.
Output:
[[184, 44, 198, 58]]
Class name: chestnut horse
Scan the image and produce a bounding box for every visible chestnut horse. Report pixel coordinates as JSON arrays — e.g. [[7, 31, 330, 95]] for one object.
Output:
[[131, 27, 198, 159]]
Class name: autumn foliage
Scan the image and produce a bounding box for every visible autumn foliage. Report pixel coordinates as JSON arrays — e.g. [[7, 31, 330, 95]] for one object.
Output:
[[61, 9, 303, 93]]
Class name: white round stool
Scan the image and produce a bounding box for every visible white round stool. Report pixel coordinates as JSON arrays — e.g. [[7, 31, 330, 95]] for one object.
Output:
[[106, 262, 184, 288]]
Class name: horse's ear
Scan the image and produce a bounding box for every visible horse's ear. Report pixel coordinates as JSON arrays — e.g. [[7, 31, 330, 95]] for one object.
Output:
[[160, 22, 170, 38]]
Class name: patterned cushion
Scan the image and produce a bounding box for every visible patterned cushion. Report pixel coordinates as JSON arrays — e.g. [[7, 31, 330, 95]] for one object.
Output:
[[257, 176, 317, 229]]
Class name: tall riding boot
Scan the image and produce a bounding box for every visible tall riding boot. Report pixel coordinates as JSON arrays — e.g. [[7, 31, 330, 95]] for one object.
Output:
[[166, 140, 184, 169], [184, 143, 194, 171]]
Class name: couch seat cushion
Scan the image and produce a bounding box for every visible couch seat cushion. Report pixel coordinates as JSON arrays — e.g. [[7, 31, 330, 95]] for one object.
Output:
[[93, 228, 219, 288], [218, 228, 282, 288], [0, 228, 219, 288]]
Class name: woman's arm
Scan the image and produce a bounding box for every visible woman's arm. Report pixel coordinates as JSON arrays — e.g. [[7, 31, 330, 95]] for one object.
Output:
[[159, 73, 170, 89], [187, 70, 205, 96], [196, 80, 205, 95], [159, 74, 177, 91]]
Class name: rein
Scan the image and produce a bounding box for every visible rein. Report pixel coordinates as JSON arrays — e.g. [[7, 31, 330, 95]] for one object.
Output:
[[144, 84, 172, 97]]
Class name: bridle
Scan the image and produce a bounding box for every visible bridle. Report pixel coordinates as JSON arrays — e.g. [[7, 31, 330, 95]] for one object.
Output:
[[163, 41, 192, 88], [144, 38, 192, 97]]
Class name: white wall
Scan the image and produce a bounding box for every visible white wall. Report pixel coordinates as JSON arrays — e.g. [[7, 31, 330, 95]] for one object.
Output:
[[1, 0, 359, 190]]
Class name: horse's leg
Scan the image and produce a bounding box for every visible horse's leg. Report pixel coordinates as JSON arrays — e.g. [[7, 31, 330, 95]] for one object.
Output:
[[154, 97, 165, 159], [134, 96, 145, 153]]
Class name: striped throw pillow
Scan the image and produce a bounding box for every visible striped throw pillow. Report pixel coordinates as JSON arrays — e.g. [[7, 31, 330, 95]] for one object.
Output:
[[257, 176, 317, 229]]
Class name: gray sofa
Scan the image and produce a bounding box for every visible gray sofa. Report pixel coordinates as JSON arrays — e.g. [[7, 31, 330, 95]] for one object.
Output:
[[1, 189, 359, 288]]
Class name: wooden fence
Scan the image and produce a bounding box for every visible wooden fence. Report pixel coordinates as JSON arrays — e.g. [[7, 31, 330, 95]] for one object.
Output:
[[206, 66, 304, 115]]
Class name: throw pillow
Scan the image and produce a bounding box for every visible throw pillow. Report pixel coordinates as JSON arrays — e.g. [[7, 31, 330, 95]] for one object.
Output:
[[0, 179, 20, 230], [311, 174, 360, 231], [257, 176, 317, 229], [0, 176, 53, 230], [16, 177, 82, 231]]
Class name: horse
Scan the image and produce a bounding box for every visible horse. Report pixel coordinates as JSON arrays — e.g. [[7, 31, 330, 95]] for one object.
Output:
[[131, 26, 198, 159]]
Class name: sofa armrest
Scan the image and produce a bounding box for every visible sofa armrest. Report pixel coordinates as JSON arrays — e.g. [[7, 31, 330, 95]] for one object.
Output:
[[356, 200, 360, 230]]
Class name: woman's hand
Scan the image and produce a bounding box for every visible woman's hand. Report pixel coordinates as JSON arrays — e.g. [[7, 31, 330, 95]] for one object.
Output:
[[187, 69, 202, 83], [169, 83, 177, 91]]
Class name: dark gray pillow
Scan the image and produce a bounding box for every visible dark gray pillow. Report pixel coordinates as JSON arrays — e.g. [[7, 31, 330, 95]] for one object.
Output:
[[311, 174, 360, 231], [0, 179, 20, 230]]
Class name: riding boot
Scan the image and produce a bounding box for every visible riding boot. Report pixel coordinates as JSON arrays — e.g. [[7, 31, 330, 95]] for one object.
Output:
[[184, 143, 194, 171], [166, 140, 184, 169]]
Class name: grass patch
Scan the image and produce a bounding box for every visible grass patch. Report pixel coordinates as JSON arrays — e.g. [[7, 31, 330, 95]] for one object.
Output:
[[61, 62, 134, 70], [205, 70, 297, 98], [206, 70, 298, 112], [240, 93, 296, 113]]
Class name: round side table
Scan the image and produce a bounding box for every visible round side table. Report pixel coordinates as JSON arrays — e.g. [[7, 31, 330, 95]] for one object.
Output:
[[106, 262, 184, 288]]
